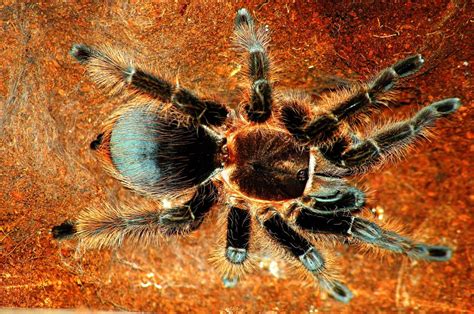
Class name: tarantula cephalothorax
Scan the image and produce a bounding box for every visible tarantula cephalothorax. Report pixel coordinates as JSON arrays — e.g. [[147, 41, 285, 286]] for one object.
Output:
[[53, 9, 460, 303]]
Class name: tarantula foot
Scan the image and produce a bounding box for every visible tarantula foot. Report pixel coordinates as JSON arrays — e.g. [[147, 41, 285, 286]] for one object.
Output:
[[393, 54, 424, 77], [320, 279, 353, 303], [235, 8, 254, 27], [90, 133, 103, 150], [52, 220, 76, 239], [70, 43, 93, 64], [429, 98, 461, 115], [222, 275, 239, 288], [226, 247, 248, 264], [411, 98, 461, 132], [408, 244, 453, 262]]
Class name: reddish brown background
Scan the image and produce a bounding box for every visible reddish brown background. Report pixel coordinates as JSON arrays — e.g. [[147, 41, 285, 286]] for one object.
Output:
[[1, 1, 473, 313]]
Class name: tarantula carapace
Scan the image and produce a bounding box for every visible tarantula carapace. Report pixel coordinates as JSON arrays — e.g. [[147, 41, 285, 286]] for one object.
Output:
[[52, 8, 460, 303]]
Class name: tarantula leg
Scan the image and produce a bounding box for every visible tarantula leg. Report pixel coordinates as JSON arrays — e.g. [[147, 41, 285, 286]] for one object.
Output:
[[172, 88, 229, 126], [281, 55, 425, 144], [293, 207, 452, 262], [219, 205, 252, 288], [307, 186, 366, 214], [52, 220, 77, 239], [325, 98, 461, 169], [158, 181, 218, 235], [349, 217, 452, 261], [318, 137, 350, 164], [318, 131, 363, 164], [331, 55, 425, 120], [225, 205, 251, 264], [234, 9, 273, 123], [292, 204, 354, 234], [259, 209, 353, 303], [327, 55, 425, 121], [52, 181, 218, 247], [369, 55, 424, 93], [70, 44, 173, 101], [70, 44, 228, 126], [234, 8, 254, 28]]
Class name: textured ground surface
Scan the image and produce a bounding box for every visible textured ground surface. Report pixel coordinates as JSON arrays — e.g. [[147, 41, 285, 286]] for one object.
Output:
[[1, 1, 473, 313]]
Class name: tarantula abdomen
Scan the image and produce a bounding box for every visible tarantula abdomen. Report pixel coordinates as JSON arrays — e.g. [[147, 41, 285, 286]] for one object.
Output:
[[98, 105, 224, 196]]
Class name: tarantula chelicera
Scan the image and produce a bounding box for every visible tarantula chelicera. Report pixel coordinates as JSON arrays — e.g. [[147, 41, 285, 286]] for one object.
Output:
[[53, 8, 460, 303]]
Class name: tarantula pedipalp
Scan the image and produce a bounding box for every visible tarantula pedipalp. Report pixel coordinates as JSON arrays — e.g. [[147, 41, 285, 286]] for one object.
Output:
[[52, 8, 460, 303]]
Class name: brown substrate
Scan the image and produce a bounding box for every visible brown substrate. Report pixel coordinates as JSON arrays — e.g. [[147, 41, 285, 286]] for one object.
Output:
[[1, 1, 472, 312]]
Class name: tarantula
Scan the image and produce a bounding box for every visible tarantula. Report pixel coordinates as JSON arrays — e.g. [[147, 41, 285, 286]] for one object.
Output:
[[52, 8, 460, 303]]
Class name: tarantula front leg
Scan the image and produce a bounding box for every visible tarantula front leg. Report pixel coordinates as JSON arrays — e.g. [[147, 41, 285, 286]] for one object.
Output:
[[234, 9, 273, 123], [321, 98, 461, 170], [285, 185, 365, 235], [291, 205, 452, 262], [258, 208, 353, 303], [281, 55, 425, 144], [52, 181, 218, 247], [70, 44, 228, 126], [305, 185, 366, 214]]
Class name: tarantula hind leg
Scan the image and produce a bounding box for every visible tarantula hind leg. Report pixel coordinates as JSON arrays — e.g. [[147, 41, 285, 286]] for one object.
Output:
[[234, 8, 273, 123], [259, 209, 353, 303], [292, 204, 452, 262], [322, 98, 462, 170], [158, 181, 218, 235], [70, 44, 229, 126], [52, 220, 77, 239], [51, 181, 218, 248], [281, 55, 426, 145]]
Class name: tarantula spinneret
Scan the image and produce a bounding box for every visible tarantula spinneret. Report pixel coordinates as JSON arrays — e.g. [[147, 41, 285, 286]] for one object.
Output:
[[52, 8, 460, 303]]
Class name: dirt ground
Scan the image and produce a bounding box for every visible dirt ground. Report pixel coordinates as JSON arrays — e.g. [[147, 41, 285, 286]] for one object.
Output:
[[1, 1, 473, 313]]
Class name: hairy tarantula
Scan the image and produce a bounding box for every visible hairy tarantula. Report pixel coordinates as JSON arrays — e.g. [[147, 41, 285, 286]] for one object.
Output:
[[52, 8, 460, 303]]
